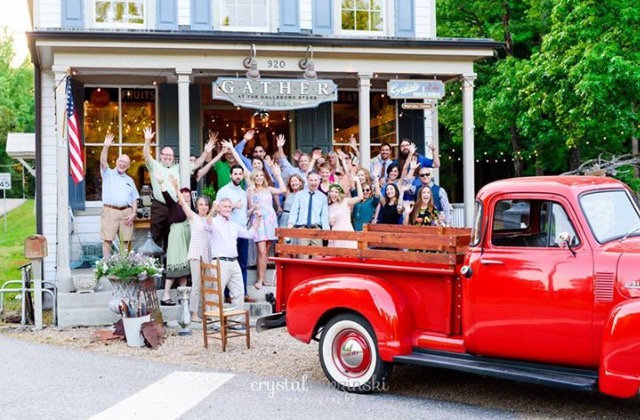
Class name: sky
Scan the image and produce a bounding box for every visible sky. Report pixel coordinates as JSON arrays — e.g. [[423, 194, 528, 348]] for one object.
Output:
[[0, 1, 32, 66]]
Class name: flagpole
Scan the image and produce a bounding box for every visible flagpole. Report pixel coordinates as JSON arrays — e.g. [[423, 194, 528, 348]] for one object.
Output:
[[54, 68, 72, 293]]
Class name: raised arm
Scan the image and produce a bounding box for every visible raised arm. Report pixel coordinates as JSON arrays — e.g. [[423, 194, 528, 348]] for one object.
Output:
[[401, 143, 418, 179], [193, 131, 218, 170], [143, 126, 156, 164], [196, 148, 226, 182], [168, 174, 195, 219], [221, 139, 251, 184], [100, 133, 114, 172], [428, 142, 440, 169], [344, 175, 364, 207], [348, 135, 360, 158], [336, 149, 354, 192], [265, 157, 287, 195]]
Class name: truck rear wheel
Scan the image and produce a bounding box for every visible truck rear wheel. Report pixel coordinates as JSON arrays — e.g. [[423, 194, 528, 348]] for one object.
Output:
[[319, 313, 392, 393]]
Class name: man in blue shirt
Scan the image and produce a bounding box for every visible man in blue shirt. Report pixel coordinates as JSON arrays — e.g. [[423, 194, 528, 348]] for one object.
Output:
[[396, 138, 440, 172], [100, 133, 139, 258], [216, 164, 256, 302], [287, 172, 329, 258]]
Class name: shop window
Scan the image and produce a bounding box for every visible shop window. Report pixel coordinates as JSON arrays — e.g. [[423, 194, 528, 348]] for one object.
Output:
[[216, 0, 269, 31], [83, 87, 157, 202], [333, 91, 397, 158], [93, 0, 146, 27], [339, 0, 385, 34]]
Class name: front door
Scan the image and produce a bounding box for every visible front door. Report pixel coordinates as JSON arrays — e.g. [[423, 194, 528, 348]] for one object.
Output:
[[463, 195, 594, 367]]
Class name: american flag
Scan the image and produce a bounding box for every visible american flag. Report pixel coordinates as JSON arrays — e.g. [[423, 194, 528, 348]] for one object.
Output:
[[66, 77, 84, 184]]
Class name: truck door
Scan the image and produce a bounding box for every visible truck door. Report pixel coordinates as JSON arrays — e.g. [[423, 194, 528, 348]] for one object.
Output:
[[464, 196, 594, 367]]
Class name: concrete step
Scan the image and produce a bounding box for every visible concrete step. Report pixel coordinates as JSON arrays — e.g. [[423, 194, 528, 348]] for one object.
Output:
[[58, 269, 275, 328]]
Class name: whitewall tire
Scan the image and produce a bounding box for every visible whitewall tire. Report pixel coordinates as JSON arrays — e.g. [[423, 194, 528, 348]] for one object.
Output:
[[319, 313, 393, 393]]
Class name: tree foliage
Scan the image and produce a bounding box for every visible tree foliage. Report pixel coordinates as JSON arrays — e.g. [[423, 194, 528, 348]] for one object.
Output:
[[436, 0, 640, 184], [0, 27, 35, 197]]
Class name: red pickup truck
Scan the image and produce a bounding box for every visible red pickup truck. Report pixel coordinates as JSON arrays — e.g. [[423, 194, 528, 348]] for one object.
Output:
[[257, 176, 640, 398]]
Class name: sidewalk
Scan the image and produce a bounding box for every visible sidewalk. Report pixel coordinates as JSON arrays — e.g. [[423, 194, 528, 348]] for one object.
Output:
[[0, 198, 26, 218]]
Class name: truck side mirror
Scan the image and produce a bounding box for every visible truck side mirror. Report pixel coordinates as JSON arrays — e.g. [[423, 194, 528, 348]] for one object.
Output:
[[557, 232, 572, 247], [557, 232, 576, 256]]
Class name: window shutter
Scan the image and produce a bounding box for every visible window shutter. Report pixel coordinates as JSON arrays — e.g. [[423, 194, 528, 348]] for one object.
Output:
[[157, 0, 179, 30], [312, 0, 333, 35], [158, 84, 179, 151], [295, 103, 332, 153], [191, 0, 212, 30], [61, 0, 84, 28], [279, 0, 300, 33], [395, 0, 415, 37]]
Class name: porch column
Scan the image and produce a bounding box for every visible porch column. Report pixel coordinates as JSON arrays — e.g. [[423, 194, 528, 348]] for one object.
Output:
[[176, 69, 192, 187], [53, 68, 72, 292], [358, 72, 372, 169], [461, 73, 477, 227]]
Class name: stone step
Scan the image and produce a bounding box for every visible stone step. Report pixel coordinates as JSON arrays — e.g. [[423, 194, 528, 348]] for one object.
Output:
[[58, 270, 275, 328]]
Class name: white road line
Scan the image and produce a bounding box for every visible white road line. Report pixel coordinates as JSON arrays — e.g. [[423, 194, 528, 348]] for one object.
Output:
[[90, 371, 233, 420]]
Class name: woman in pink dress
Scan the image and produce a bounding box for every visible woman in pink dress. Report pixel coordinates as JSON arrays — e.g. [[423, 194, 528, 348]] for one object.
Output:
[[327, 176, 363, 248], [247, 158, 286, 289]]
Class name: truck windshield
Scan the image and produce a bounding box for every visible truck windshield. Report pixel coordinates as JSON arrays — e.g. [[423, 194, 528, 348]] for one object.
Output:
[[580, 190, 640, 243]]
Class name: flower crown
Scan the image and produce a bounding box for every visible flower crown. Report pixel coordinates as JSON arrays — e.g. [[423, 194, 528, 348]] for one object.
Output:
[[328, 183, 344, 195]]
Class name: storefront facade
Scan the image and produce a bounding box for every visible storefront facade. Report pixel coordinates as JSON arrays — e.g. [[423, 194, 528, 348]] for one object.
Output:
[[27, 0, 500, 290]]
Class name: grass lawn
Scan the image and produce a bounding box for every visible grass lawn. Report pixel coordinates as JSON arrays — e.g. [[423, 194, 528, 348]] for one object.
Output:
[[0, 200, 36, 307]]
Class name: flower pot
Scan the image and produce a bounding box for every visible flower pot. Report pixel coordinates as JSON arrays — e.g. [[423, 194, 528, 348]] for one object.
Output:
[[107, 277, 139, 315], [122, 314, 151, 347]]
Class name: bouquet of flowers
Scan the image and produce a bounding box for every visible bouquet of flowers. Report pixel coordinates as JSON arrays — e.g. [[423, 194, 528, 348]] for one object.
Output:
[[94, 251, 163, 283]]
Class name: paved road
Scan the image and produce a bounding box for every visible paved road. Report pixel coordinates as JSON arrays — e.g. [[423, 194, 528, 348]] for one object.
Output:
[[0, 334, 513, 420], [0, 198, 26, 218]]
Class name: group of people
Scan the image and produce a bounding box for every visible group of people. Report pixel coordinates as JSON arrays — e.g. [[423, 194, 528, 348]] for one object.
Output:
[[98, 127, 453, 322]]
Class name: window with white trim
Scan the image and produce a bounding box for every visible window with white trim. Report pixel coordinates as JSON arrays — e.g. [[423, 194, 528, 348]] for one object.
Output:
[[94, 0, 146, 28], [339, 0, 385, 34], [216, 0, 269, 31], [83, 86, 157, 203]]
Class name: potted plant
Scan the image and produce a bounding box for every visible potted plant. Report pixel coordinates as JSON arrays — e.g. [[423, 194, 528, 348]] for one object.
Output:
[[94, 251, 164, 347], [94, 251, 163, 315]]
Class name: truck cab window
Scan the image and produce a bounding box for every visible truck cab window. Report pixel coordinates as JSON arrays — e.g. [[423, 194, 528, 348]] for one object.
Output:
[[492, 199, 577, 248]]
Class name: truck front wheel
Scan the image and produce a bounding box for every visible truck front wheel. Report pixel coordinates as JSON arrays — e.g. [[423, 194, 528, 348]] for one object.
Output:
[[319, 313, 392, 393]]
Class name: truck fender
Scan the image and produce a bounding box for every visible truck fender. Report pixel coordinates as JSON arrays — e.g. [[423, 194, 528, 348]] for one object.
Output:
[[286, 274, 415, 362], [599, 299, 640, 398]]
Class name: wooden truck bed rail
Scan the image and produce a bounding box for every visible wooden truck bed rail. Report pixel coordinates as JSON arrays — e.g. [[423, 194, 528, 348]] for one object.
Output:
[[275, 225, 471, 267]]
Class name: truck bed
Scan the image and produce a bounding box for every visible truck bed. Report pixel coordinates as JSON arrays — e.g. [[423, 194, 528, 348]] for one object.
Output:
[[273, 225, 471, 336]]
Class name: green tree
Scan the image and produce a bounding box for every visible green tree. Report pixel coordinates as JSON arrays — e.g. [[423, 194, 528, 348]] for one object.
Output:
[[437, 0, 640, 182], [0, 27, 35, 197], [524, 0, 640, 170]]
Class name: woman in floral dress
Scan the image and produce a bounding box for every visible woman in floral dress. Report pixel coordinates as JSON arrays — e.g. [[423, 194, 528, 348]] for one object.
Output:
[[247, 159, 286, 289], [404, 185, 445, 227]]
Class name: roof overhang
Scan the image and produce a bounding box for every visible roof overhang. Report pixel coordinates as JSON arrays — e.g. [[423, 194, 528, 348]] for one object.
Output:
[[26, 31, 503, 82], [6, 133, 35, 159]]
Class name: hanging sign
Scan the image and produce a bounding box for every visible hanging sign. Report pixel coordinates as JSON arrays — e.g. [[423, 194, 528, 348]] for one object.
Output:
[[401, 102, 434, 110], [387, 80, 445, 99], [212, 78, 338, 111]]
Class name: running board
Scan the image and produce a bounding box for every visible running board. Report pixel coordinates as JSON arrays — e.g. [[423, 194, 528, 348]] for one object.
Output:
[[394, 350, 598, 392]]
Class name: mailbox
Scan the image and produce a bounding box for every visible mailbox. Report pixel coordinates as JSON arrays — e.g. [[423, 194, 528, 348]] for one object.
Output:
[[24, 235, 48, 259]]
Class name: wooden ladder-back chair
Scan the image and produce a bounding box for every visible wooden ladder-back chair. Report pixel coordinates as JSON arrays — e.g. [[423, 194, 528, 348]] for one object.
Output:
[[200, 257, 251, 352]]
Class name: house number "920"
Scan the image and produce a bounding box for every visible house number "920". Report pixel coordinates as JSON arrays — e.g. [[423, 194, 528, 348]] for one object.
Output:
[[267, 60, 286, 68]]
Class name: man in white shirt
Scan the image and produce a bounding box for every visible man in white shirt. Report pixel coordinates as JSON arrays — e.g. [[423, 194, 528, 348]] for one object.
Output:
[[205, 198, 261, 326], [215, 164, 256, 302]]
